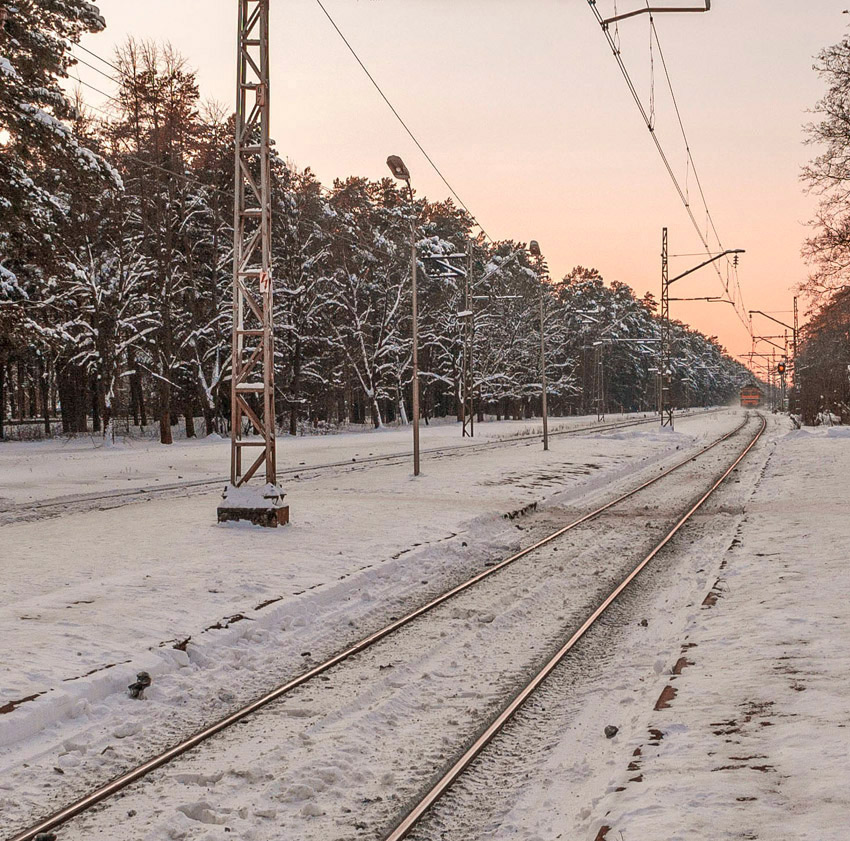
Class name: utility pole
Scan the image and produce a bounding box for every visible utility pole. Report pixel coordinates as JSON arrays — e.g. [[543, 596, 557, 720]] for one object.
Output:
[[460, 247, 475, 437], [793, 296, 800, 413], [660, 227, 674, 428], [530, 241, 548, 451], [771, 349, 776, 411], [594, 343, 606, 421], [219, 0, 288, 527], [661, 230, 745, 428]]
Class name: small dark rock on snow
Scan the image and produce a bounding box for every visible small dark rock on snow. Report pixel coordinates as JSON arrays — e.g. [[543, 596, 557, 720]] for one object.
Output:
[[128, 671, 152, 699], [604, 725, 619, 739]]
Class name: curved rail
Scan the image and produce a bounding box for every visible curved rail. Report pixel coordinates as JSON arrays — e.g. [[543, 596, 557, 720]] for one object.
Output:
[[383, 413, 766, 841], [6, 410, 746, 841]]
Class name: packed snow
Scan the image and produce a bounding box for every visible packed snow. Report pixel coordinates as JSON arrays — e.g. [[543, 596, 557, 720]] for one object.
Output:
[[0, 410, 846, 841]]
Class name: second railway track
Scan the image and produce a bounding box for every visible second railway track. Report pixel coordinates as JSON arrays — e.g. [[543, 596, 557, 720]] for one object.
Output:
[[0, 408, 723, 524], [6, 411, 764, 841]]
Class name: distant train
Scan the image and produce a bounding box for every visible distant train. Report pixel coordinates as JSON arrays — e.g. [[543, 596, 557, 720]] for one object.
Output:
[[740, 385, 764, 408]]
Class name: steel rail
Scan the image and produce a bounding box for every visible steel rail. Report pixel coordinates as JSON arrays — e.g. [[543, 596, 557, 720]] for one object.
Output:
[[7, 411, 746, 841], [384, 413, 766, 841], [0, 408, 724, 518]]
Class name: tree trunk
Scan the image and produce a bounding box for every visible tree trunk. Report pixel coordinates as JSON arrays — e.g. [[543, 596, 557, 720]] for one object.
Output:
[[369, 393, 382, 429], [184, 405, 196, 439], [135, 373, 147, 427], [7, 361, 16, 422], [91, 377, 101, 434], [0, 362, 6, 440], [289, 336, 301, 436], [159, 379, 173, 445], [38, 359, 50, 437], [16, 360, 25, 420]]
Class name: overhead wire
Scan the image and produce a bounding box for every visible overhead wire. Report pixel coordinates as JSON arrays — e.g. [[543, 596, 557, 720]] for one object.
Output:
[[64, 46, 419, 260], [310, 0, 492, 243], [75, 41, 123, 75], [586, 1, 751, 336], [647, 15, 750, 327]]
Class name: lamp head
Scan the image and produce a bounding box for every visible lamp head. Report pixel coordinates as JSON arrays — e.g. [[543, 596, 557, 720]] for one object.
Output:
[[529, 240, 541, 258], [386, 155, 411, 182]]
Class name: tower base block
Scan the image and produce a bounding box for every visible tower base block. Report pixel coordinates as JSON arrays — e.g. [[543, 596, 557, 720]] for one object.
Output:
[[217, 483, 289, 528]]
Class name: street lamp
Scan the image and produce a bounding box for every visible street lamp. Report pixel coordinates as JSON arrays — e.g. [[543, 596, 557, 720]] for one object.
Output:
[[529, 240, 548, 451], [387, 154, 420, 476]]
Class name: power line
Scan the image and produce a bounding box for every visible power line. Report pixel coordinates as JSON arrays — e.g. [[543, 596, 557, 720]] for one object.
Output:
[[66, 44, 476, 261], [648, 17, 750, 326], [72, 52, 120, 85], [311, 0, 491, 242], [75, 41, 123, 75], [586, 1, 751, 335]]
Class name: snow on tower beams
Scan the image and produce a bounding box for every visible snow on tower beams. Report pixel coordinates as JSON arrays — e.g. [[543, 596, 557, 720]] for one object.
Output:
[[218, 0, 288, 527]]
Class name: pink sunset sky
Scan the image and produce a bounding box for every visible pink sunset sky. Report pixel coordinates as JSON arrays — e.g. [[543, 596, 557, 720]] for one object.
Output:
[[76, 0, 847, 364]]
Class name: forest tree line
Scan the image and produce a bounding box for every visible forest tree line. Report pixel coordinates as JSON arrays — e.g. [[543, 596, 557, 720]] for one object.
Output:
[[796, 31, 850, 425], [0, 8, 752, 442]]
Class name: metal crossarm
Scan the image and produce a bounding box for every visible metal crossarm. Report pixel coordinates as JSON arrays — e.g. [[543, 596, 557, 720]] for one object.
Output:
[[600, 1, 711, 27], [230, 0, 276, 487]]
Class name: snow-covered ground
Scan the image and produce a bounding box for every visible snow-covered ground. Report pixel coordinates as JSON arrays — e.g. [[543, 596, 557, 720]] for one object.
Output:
[[582, 421, 850, 840], [0, 413, 674, 506], [0, 409, 733, 835], [3, 410, 844, 841], [407, 416, 850, 841]]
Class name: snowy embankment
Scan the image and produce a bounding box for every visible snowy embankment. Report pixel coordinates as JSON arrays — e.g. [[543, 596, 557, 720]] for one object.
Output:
[[0, 410, 734, 832], [451, 418, 848, 841], [0, 410, 704, 507], [582, 423, 850, 840]]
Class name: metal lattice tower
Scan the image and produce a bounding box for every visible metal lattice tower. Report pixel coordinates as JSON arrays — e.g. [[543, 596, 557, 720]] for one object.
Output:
[[230, 0, 276, 487], [659, 227, 674, 429]]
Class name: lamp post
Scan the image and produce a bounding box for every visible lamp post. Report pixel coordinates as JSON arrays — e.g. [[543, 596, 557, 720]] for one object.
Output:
[[529, 240, 548, 451], [387, 155, 420, 476]]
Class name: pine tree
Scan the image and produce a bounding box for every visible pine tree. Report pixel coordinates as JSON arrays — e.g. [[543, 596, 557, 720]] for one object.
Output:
[[0, 0, 117, 296]]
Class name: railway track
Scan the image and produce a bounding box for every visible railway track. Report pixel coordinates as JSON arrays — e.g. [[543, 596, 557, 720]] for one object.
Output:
[[384, 412, 766, 840], [0, 408, 723, 524], [6, 410, 759, 841]]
